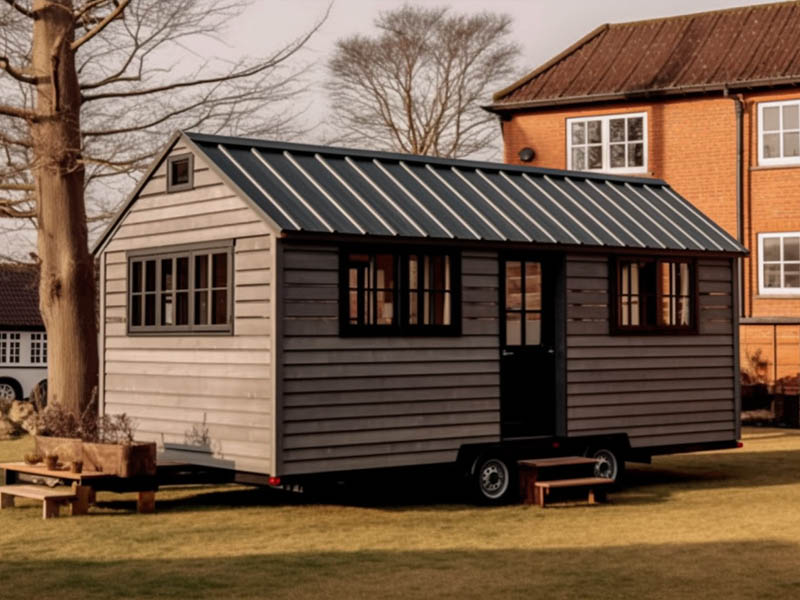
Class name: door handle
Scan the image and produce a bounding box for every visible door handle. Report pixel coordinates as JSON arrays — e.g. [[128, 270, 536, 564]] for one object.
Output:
[[546, 348, 555, 355], [502, 349, 514, 357]]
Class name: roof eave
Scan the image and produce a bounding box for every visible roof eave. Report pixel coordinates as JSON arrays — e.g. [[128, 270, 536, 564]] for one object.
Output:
[[486, 77, 800, 114]]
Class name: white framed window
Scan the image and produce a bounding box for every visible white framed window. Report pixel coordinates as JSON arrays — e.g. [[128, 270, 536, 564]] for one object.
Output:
[[567, 112, 647, 174], [758, 100, 800, 166], [30, 332, 47, 365], [759, 232, 800, 294], [0, 332, 21, 364]]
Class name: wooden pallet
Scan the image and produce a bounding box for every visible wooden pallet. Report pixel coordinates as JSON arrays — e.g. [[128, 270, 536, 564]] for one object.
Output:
[[0, 484, 89, 519]]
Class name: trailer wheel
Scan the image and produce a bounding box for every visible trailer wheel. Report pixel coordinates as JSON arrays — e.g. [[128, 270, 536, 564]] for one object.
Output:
[[586, 447, 625, 483], [472, 454, 515, 504]]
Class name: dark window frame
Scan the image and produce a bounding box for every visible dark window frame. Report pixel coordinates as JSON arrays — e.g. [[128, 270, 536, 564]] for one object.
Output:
[[610, 256, 698, 335], [166, 153, 194, 193], [338, 246, 461, 337], [127, 241, 233, 335]]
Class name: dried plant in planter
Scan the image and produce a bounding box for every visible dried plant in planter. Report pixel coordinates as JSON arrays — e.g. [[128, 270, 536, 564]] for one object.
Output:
[[96, 413, 137, 445], [34, 402, 82, 439], [33, 387, 137, 443]]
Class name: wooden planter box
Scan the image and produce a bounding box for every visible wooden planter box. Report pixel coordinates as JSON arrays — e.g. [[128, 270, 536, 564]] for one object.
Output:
[[82, 442, 157, 478], [34, 436, 156, 478], [34, 436, 83, 463]]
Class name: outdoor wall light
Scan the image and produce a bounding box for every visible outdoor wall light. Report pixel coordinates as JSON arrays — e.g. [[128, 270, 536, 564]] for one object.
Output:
[[518, 147, 535, 162]]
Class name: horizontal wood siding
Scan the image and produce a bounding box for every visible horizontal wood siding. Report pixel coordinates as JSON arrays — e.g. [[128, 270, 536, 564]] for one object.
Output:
[[102, 145, 275, 474], [565, 255, 737, 449], [279, 244, 501, 475]]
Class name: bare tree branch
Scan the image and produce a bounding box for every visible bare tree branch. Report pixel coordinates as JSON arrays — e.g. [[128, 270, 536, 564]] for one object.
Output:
[[71, 0, 131, 51], [0, 103, 38, 120], [2, 0, 33, 19], [328, 6, 518, 159], [0, 55, 37, 84]]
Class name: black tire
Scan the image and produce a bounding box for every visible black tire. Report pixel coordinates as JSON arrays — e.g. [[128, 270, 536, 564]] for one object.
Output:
[[0, 378, 22, 401], [585, 446, 625, 484], [471, 454, 516, 505]]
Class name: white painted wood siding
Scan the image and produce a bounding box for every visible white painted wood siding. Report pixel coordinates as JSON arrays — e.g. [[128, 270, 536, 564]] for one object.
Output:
[[565, 255, 737, 448], [101, 144, 276, 474], [278, 244, 501, 475]]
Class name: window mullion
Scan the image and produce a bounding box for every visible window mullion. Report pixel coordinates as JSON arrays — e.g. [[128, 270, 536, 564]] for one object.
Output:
[[188, 252, 195, 332], [155, 259, 162, 328]]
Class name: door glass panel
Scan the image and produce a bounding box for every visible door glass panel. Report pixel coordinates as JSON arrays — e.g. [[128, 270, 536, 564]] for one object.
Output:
[[525, 262, 541, 311], [525, 313, 541, 345], [506, 261, 521, 309], [505, 312, 521, 346]]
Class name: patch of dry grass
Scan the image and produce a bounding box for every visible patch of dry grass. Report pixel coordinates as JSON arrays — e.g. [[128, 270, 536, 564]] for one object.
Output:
[[1, 428, 799, 599]]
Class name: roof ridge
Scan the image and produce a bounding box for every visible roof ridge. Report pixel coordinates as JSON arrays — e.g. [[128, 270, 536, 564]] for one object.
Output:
[[605, 0, 795, 29]]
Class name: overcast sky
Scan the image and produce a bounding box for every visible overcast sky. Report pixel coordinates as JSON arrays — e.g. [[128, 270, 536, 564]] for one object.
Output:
[[205, 0, 777, 151]]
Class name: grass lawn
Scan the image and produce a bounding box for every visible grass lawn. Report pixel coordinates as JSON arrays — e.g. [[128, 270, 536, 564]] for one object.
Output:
[[1, 428, 799, 599]]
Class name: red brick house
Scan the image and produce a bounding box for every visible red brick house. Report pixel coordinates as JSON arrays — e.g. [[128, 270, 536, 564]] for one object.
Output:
[[487, 1, 800, 388]]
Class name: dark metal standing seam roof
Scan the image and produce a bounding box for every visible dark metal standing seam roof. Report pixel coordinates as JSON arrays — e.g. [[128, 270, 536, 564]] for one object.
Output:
[[489, 1, 800, 110], [184, 132, 745, 254]]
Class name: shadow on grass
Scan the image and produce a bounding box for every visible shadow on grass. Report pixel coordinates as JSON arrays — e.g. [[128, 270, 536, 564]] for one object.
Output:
[[1, 541, 799, 599]]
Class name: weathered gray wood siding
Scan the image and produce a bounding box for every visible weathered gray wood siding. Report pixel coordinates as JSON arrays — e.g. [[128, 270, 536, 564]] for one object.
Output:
[[565, 255, 737, 448], [278, 244, 501, 475], [101, 143, 276, 474]]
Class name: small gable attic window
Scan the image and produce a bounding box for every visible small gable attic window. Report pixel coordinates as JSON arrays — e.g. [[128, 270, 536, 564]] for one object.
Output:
[[167, 154, 194, 192]]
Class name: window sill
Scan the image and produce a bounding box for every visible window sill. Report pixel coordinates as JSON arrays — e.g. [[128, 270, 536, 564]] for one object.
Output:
[[750, 163, 800, 172], [755, 293, 800, 299]]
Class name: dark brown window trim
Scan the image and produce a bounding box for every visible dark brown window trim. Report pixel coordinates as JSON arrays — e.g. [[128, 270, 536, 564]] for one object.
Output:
[[127, 240, 233, 335], [610, 256, 698, 335], [166, 153, 194, 193], [338, 246, 462, 337]]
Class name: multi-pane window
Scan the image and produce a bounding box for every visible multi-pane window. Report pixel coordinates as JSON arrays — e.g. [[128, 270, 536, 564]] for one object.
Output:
[[504, 260, 543, 346], [759, 100, 800, 165], [129, 243, 232, 333], [567, 113, 647, 173], [0, 332, 21, 364], [342, 249, 459, 335], [759, 233, 800, 294], [616, 258, 694, 332], [30, 333, 47, 364]]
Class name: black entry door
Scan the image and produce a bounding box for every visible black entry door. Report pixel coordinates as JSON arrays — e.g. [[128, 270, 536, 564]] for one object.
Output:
[[500, 257, 556, 438]]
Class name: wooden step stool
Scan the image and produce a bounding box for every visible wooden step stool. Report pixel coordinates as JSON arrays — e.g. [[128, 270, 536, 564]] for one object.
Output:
[[0, 484, 89, 519], [533, 477, 614, 508]]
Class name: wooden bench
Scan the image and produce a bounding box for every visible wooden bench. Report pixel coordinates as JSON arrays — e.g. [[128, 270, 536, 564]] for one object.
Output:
[[0, 484, 91, 519], [533, 477, 614, 508], [518, 456, 600, 504], [1, 462, 156, 514]]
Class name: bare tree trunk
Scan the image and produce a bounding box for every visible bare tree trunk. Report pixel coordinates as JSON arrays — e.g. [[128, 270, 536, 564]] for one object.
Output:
[[31, 0, 97, 417]]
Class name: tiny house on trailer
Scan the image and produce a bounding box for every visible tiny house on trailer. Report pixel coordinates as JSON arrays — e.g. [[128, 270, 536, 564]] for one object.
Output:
[[93, 132, 747, 502]]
